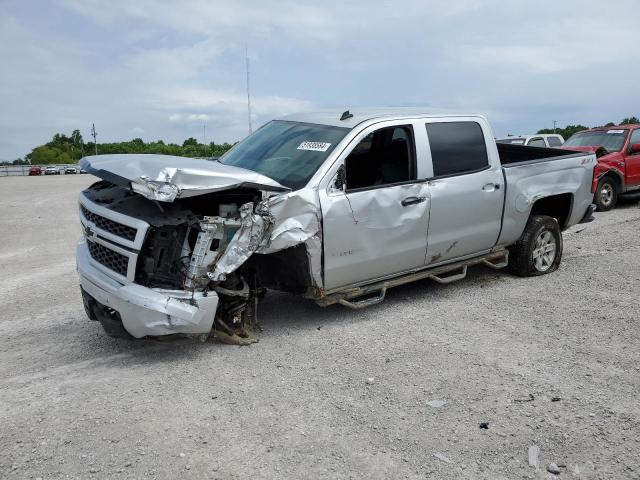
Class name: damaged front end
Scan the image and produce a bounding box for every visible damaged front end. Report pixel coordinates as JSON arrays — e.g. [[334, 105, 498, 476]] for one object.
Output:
[[76, 155, 322, 342]]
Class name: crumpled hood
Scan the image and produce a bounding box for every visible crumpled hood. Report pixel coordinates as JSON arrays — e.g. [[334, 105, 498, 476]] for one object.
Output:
[[80, 154, 289, 202]]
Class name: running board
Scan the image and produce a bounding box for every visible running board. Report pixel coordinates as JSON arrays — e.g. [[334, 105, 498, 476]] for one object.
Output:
[[483, 251, 509, 269], [430, 266, 467, 284], [315, 250, 509, 308], [338, 287, 387, 309]]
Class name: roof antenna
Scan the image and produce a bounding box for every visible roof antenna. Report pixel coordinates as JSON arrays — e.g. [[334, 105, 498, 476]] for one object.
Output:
[[340, 110, 353, 121]]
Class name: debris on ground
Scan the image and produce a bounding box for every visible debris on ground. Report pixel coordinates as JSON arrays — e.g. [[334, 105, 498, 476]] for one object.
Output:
[[426, 399, 447, 408], [433, 453, 452, 463], [514, 393, 535, 402], [479, 422, 489, 429], [528, 445, 539, 469], [547, 463, 562, 475], [366, 377, 375, 385], [551, 396, 561, 402]]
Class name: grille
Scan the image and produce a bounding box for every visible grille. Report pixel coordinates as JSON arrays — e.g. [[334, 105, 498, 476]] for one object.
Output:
[[87, 240, 129, 277], [80, 205, 137, 241]]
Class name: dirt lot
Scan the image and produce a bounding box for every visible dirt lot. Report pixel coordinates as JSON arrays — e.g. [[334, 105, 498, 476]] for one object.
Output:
[[1, 174, 639, 479]]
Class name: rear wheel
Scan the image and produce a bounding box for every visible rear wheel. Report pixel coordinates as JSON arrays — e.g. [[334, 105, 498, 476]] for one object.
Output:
[[508, 215, 562, 277], [594, 176, 618, 211]]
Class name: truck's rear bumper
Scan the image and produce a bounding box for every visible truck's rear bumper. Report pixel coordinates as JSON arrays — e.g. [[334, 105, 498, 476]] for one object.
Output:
[[579, 204, 596, 224], [76, 240, 218, 338]]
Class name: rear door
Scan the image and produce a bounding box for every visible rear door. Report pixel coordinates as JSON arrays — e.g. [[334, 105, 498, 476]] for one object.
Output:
[[424, 120, 504, 264], [320, 120, 430, 290], [625, 128, 640, 187]]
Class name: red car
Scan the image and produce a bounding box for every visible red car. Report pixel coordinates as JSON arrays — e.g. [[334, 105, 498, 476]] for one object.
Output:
[[29, 166, 42, 176], [562, 125, 640, 211]]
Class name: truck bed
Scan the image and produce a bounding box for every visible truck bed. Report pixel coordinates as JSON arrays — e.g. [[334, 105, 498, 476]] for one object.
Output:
[[497, 145, 595, 247], [497, 142, 584, 166]]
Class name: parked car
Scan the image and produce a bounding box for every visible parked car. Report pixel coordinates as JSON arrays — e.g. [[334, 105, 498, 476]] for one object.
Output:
[[65, 166, 78, 174], [561, 125, 640, 211], [496, 134, 565, 148], [44, 166, 59, 175], [76, 110, 596, 340], [29, 166, 42, 176]]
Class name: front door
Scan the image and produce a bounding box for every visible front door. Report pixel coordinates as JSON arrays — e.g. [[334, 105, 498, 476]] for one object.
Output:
[[625, 128, 640, 187], [320, 123, 430, 291]]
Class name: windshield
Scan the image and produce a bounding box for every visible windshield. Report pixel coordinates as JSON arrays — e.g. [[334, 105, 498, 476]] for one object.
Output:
[[220, 120, 350, 190], [564, 129, 628, 152]]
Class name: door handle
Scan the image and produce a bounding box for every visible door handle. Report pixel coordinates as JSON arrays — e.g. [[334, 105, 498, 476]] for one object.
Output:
[[482, 183, 501, 191], [401, 196, 427, 207]]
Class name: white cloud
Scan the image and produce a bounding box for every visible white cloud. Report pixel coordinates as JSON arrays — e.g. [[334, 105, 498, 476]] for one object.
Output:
[[1, 0, 639, 159], [159, 88, 310, 116]]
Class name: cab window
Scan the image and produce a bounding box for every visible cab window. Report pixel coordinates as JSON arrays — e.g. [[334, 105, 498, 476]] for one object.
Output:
[[344, 125, 416, 191], [547, 136, 563, 147], [528, 137, 546, 147], [426, 121, 489, 177]]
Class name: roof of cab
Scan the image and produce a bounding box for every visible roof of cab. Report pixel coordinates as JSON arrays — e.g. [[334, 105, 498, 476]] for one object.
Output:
[[278, 108, 482, 128]]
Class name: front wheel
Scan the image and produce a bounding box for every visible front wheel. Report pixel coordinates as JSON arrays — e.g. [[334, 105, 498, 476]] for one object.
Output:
[[508, 215, 563, 277], [594, 177, 618, 211]]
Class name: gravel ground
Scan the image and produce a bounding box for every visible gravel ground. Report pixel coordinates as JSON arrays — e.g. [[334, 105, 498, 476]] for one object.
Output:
[[1, 174, 639, 480]]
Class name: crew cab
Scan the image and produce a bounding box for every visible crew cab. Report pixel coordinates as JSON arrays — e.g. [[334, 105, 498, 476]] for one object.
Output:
[[76, 110, 596, 342], [561, 124, 640, 210], [496, 134, 564, 148]]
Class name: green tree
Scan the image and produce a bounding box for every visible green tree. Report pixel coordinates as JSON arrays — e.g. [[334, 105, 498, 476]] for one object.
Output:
[[538, 125, 589, 140], [620, 117, 640, 125], [22, 130, 236, 163], [26, 145, 72, 165]]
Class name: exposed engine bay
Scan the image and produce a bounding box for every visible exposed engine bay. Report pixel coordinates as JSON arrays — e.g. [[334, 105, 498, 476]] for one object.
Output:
[[80, 179, 319, 343]]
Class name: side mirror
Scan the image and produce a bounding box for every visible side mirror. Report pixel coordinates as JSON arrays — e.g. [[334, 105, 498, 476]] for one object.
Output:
[[631, 143, 640, 154]]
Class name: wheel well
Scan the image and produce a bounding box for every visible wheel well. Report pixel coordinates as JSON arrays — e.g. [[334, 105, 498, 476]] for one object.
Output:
[[600, 171, 623, 191], [530, 193, 573, 230]]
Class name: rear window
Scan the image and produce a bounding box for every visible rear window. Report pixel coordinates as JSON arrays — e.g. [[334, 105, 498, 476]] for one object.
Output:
[[426, 122, 489, 177], [220, 120, 349, 190]]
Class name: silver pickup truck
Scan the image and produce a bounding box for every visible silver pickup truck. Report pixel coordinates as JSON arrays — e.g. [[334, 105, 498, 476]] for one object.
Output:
[[77, 110, 596, 341]]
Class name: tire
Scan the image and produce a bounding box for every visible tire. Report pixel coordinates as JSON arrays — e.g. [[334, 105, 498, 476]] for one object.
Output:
[[508, 215, 563, 277], [594, 176, 618, 211]]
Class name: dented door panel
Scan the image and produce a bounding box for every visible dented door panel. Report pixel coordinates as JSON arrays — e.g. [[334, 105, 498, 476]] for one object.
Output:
[[320, 182, 430, 291]]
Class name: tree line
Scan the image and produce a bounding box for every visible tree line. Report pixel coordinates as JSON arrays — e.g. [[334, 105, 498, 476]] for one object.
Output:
[[4, 116, 640, 166], [3, 130, 236, 165]]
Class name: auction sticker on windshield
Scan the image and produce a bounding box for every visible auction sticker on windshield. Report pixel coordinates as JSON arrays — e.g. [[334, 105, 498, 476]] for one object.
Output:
[[297, 141, 332, 152], [607, 130, 625, 134]]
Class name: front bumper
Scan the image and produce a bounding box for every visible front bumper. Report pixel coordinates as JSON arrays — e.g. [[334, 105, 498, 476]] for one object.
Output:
[[76, 240, 218, 338]]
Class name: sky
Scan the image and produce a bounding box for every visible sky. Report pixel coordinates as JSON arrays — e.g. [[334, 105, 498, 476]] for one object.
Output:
[[1, 0, 639, 160]]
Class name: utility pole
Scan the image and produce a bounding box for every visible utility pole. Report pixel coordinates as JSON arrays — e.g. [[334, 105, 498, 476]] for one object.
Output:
[[91, 123, 98, 155], [245, 45, 252, 135], [203, 124, 206, 145], [553, 120, 557, 134]]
